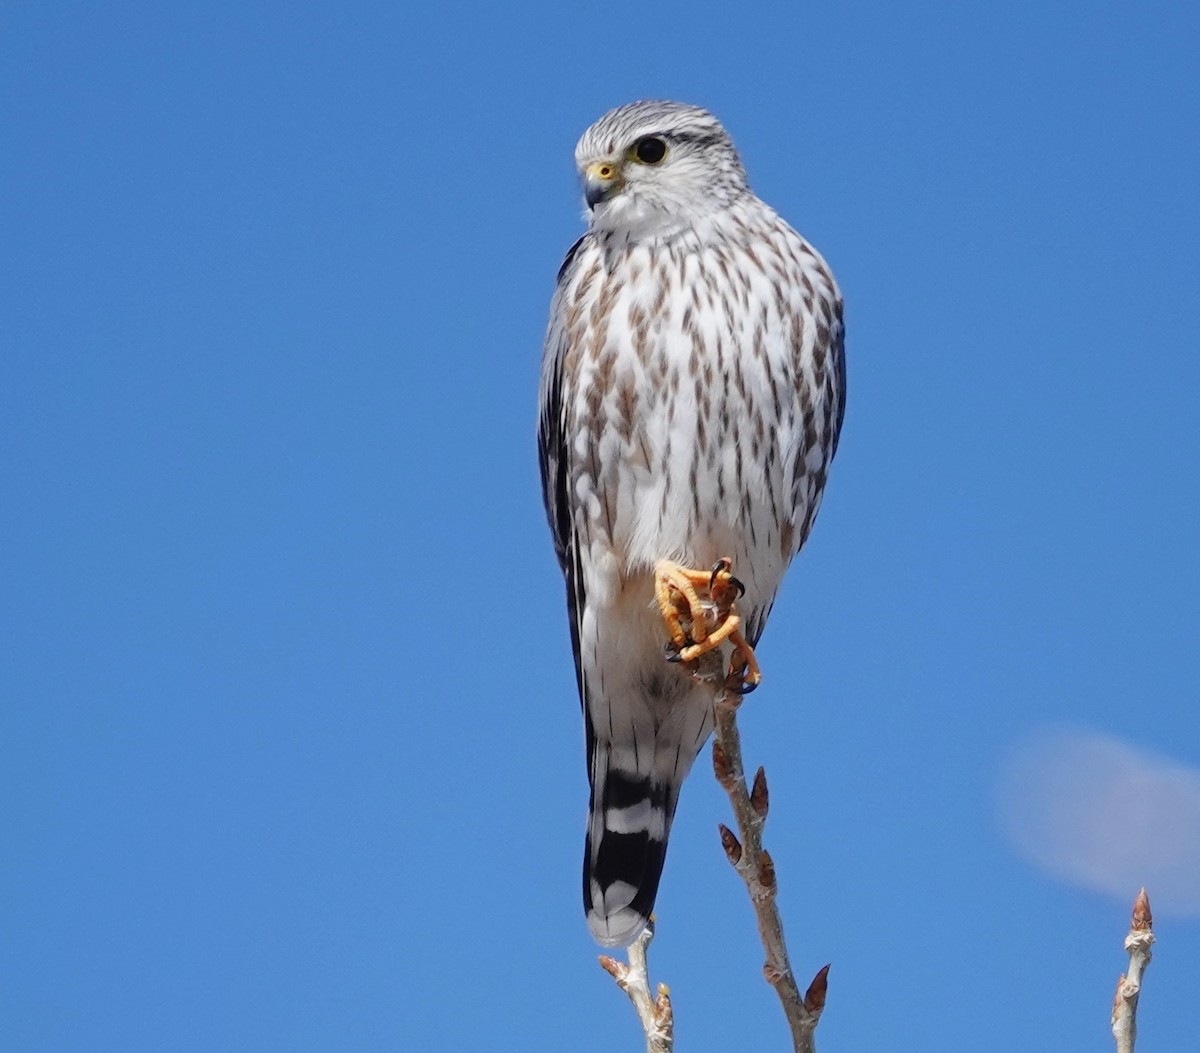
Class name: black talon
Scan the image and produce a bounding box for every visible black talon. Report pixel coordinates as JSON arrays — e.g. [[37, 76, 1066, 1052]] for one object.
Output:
[[664, 641, 683, 663], [709, 558, 732, 592], [729, 575, 746, 598], [730, 678, 758, 695]]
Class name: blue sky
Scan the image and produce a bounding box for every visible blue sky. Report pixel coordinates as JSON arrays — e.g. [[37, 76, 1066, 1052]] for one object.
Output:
[[3, 2, 1198, 1049]]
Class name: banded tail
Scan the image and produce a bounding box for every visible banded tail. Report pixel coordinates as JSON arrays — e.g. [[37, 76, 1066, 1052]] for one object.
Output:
[[584, 753, 677, 947]]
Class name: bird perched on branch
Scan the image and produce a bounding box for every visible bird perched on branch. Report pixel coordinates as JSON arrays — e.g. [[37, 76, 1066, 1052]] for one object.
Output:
[[538, 101, 845, 947]]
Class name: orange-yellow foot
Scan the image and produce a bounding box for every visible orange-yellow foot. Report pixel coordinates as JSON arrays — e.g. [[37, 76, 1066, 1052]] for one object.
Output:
[[725, 626, 762, 695], [654, 560, 712, 652], [653, 557, 761, 693]]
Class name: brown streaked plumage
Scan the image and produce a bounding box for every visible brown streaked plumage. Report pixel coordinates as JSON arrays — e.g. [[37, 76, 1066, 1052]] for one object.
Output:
[[538, 100, 846, 947]]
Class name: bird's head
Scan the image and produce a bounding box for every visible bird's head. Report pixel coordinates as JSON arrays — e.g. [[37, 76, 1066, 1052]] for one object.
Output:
[[574, 100, 750, 239]]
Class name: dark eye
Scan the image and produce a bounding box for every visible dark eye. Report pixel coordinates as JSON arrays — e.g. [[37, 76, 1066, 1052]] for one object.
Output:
[[633, 137, 667, 164]]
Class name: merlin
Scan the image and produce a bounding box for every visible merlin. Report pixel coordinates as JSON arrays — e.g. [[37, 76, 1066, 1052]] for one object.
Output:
[[538, 101, 845, 947]]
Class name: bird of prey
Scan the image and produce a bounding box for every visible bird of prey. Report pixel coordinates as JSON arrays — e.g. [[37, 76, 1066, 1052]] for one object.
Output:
[[538, 100, 845, 947]]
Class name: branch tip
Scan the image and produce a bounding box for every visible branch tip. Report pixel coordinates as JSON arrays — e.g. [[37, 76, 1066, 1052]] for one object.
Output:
[[601, 922, 673, 1051], [1132, 887, 1152, 931], [1112, 886, 1154, 1052]]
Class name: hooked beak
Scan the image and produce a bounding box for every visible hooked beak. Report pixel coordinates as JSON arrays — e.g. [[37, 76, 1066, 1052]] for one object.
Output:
[[583, 161, 622, 209]]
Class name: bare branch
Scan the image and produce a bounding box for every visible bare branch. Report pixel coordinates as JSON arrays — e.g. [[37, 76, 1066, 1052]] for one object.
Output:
[[1111, 887, 1155, 1053], [646, 556, 828, 1050], [710, 675, 827, 1052], [599, 921, 674, 1053]]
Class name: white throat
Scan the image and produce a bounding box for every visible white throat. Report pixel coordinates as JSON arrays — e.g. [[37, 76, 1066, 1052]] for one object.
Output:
[[588, 192, 708, 242]]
